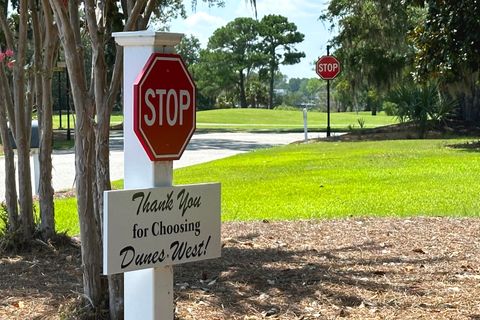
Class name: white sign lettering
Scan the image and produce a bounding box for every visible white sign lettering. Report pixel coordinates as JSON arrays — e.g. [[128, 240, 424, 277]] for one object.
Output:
[[103, 183, 221, 275], [317, 63, 339, 73], [144, 88, 191, 126]]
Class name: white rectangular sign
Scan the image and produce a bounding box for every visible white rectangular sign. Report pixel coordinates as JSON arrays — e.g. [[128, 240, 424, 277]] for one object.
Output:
[[103, 183, 221, 275]]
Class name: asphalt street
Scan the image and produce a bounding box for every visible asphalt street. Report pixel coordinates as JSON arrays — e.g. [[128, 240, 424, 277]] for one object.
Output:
[[0, 131, 332, 201]]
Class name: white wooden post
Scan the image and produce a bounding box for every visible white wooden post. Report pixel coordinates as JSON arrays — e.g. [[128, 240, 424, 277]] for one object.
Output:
[[31, 150, 40, 195], [114, 30, 183, 320], [303, 107, 308, 142]]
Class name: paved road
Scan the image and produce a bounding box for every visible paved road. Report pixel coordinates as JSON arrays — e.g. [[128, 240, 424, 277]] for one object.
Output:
[[0, 131, 333, 201]]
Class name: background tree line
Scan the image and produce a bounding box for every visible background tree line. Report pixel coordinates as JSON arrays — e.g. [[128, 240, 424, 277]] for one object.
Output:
[[178, 0, 480, 127], [321, 0, 480, 129], [176, 14, 305, 110]]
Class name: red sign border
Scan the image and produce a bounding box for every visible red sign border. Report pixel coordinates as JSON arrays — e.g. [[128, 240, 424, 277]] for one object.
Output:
[[316, 55, 341, 80], [133, 53, 196, 161]]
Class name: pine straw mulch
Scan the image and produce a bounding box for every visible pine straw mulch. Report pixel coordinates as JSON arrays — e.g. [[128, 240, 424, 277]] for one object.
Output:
[[1, 217, 480, 319]]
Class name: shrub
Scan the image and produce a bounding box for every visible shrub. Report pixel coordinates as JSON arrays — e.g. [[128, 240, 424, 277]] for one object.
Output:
[[388, 81, 455, 137], [382, 101, 398, 116], [357, 118, 366, 128]]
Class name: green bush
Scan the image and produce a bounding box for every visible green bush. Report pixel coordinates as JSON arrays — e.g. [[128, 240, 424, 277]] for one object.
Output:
[[0, 203, 8, 237], [388, 82, 455, 137], [382, 101, 398, 116], [357, 117, 366, 128]]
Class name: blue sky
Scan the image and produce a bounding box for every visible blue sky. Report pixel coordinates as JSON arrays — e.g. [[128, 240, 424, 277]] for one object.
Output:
[[168, 0, 335, 80]]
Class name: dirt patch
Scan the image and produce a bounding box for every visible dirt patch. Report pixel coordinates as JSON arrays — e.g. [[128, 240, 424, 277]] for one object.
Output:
[[1, 217, 480, 319]]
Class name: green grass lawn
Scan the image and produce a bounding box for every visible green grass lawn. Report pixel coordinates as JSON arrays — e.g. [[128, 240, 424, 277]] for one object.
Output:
[[49, 109, 396, 131], [1, 109, 393, 156], [54, 138, 480, 235], [196, 109, 397, 131], [51, 113, 124, 130]]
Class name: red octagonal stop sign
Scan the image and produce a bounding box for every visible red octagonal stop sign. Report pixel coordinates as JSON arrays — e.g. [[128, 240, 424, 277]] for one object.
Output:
[[316, 55, 341, 80], [133, 53, 196, 161]]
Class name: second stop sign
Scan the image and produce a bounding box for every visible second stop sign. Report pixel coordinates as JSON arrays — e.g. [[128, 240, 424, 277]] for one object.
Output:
[[133, 53, 196, 161], [316, 55, 341, 80]]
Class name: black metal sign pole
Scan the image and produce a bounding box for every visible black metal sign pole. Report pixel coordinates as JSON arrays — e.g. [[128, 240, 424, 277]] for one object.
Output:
[[58, 71, 63, 129], [326, 45, 331, 137]]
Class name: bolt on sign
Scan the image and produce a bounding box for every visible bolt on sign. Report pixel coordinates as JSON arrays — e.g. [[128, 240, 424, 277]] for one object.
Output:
[[103, 183, 221, 275], [133, 53, 196, 161]]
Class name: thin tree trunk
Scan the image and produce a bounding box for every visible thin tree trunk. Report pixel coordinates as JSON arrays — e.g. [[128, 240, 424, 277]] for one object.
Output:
[[49, 0, 103, 307], [97, 99, 125, 318], [84, 2, 119, 315], [37, 0, 59, 240], [76, 99, 103, 307], [0, 75, 18, 231], [239, 71, 247, 108], [14, 0, 34, 240], [101, 52, 125, 319], [0, 26, 19, 232], [268, 68, 275, 110], [446, 71, 480, 122]]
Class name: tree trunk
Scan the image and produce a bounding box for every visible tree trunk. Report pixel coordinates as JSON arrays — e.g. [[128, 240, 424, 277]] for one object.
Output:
[[37, 0, 58, 240], [239, 71, 247, 108], [49, 0, 104, 308], [108, 274, 124, 319], [14, 0, 34, 240], [15, 112, 34, 239], [0, 86, 18, 232], [97, 97, 125, 317], [86, 5, 124, 314], [268, 67, 275, 110], [96, 110, 124, 318], [446, 71, 480, 122], [0, 19, 19, 233], [460, 81, 480, 123], [101, 45, 126, 320], [76, 102, 103, 307]]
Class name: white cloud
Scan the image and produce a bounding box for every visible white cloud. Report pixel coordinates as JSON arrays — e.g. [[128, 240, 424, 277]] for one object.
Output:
[[175, 12, 227, 46], [236, 0, 325, 19], [184, 12, 226, 29]]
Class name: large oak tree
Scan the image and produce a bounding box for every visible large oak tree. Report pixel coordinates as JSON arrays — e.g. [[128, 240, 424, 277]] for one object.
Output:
[[409, 0, 480, 122]]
